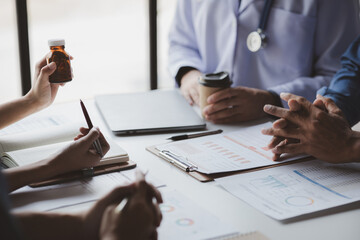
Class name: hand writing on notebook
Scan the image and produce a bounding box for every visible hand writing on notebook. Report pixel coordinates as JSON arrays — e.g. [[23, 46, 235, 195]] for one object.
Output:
[[73, 127, 110, 157], [99, 172, 163, 240], [4, 127, 110, 192], [52, 127, 110, 173]]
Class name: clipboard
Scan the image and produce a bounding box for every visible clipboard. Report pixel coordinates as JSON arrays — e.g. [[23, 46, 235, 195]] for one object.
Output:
[[30, 160, 137, 187], [147, 145, 313, 182]]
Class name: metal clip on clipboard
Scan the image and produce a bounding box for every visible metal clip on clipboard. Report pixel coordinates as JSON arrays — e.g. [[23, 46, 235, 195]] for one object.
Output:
[[159, 150, 198, 172]]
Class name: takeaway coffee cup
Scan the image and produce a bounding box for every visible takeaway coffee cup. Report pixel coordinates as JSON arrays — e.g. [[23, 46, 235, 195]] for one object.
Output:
[[198, 71, 232, 115]]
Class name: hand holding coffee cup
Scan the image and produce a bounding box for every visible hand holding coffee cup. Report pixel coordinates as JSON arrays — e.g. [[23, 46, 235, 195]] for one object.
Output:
[[198, 72, 232, 117]]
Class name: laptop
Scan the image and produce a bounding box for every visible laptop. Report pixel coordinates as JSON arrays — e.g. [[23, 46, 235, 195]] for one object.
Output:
[[95, 89, 206, 135]]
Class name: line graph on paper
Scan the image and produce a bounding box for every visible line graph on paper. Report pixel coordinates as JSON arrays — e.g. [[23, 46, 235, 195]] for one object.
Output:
[[294, 163, 360, 199], [216, 160, 360, 220]]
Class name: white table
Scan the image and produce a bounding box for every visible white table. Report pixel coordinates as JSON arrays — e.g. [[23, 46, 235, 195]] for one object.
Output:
[[18, 100, 360, 240]]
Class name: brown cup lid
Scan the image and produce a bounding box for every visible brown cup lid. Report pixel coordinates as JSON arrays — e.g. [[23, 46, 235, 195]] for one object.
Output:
[[198, 71, 232, 87]]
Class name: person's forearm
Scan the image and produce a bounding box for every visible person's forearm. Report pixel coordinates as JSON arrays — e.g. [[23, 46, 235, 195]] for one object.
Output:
[[268, 76, 333, 107], [0, 95, 41, 130], [4, 159, 56, 192], [15, 212, 86, 240], [346, 130, 360, 162]]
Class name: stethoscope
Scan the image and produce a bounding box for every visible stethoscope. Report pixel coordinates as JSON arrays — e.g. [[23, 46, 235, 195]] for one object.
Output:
[[243, 0, 274, 52]]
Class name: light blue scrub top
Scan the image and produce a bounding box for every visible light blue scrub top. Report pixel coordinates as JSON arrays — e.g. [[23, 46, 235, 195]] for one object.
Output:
[[168, 0, 360, 104]]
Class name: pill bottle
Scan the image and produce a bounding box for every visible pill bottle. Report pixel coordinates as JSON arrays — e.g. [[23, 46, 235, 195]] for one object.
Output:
[[47, 39, 72, 83]]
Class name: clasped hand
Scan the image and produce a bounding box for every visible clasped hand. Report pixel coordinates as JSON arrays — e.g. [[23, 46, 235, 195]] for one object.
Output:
[[262, 93, 358, 163]]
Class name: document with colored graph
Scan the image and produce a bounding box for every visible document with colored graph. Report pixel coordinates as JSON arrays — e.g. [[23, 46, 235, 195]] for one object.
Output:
[[216, 160, 360, 220], [158, 188, 242, 240], [155, 122, 305, 174]]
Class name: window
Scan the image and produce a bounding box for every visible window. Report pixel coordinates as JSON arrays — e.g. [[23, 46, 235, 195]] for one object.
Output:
[[158, 0, 177, 89], [0, 0, 21, 103], [1, 0, 177, 104]]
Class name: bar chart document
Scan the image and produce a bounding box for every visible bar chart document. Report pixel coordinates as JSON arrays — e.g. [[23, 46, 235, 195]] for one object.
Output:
[[216, 160, 360, 220], [156, 122, 304, 174]]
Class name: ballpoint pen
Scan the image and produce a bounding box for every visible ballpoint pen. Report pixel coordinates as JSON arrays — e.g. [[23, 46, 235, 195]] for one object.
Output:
[[80, 99, 104, 157], [167, 129, 223, 141], [115, 170, 148, 213]]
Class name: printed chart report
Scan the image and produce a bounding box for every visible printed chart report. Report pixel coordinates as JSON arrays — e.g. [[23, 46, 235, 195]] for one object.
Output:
[[156, 122, 302, 174], [158, 188, 240, 240], [216, 160, 360, 220], [10, 169, 165, 212]]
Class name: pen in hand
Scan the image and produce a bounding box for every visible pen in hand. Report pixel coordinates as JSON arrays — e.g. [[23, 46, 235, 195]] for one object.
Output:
[[80, 99, 104, 157], [115, 170, 148, 213], [167, 129, 223, 141]]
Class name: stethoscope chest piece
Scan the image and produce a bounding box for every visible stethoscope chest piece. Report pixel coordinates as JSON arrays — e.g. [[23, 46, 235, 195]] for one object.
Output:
[[245, 0, 273, 53], [247, 29, 267, 53]]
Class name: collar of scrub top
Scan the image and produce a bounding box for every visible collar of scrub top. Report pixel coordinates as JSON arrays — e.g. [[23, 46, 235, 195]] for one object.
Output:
[[242, 0, 274, 52]]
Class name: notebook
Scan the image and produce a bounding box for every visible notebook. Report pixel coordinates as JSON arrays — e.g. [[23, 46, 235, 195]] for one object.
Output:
[[0, 110, 135, 187], [95, 89, 206, 135]]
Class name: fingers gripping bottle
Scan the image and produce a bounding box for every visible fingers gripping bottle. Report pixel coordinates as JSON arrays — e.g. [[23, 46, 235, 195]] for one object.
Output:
[[47, 39, 72, 83]]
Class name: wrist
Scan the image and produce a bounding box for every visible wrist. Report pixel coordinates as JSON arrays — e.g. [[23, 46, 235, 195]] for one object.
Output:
[[176, 67, 198, 87], [258, 90, 279, 118], [23, 91, 44, 113], [180, 69, 201, 86], [267, 90, 282, 107], [347, 131, 360, 162], [34, 158, 59, 181], [43, 154, 68, 177], [263, 90, 278, 106]]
